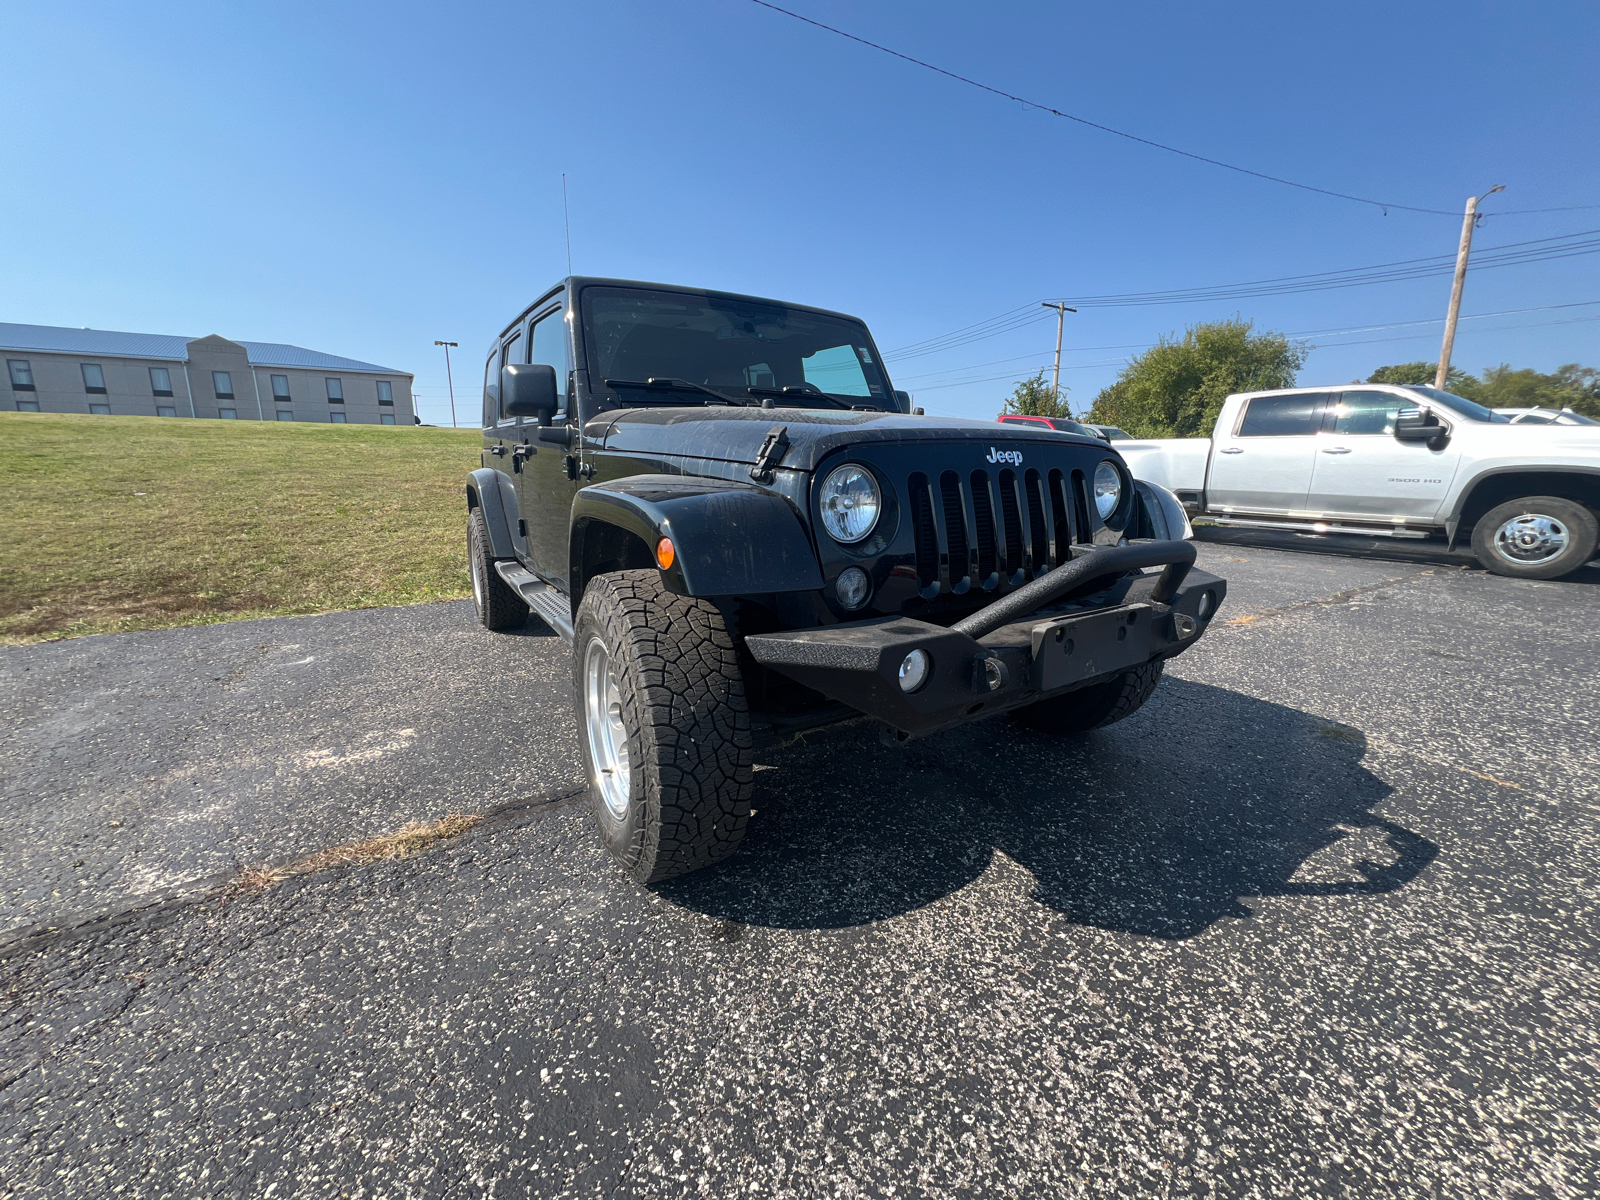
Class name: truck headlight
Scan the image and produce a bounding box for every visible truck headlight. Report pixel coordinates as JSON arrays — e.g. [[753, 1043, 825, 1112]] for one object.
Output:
[[1094, 461, 1123, 520], [819, 464, 881, 544]]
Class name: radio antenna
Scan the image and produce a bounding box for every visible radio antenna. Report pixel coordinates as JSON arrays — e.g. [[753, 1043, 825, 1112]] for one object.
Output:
[[562, 173, 573, 276]]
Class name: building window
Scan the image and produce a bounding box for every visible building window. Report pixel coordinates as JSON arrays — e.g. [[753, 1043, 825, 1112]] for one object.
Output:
[[149, 366, 173, 396], [212, 371, 234, 400], [218, 408, 237, 419], [89, 403, 111, 415], [271, 374, 290, 401], [380, 413, 396, 425], [329, 412, 347, 424], [82, 363, 107, 393], [156, 405, 177, 418], [16, 400, 40, 412], [7, 360, 34, 391], [376, 380, 394, 405], [326, 377, 343, 403], [277, 410, 293, 421]]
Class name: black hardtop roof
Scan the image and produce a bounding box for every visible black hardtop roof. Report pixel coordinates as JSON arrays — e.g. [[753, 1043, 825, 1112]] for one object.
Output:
[[497, 277, 872, 344]]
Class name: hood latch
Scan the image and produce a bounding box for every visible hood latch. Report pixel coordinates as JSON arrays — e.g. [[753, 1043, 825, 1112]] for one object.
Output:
[[749, 425, 791, 483]]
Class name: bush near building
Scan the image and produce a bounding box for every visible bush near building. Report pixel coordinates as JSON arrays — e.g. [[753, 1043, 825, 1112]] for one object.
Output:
[[0, 413, 481, 642]]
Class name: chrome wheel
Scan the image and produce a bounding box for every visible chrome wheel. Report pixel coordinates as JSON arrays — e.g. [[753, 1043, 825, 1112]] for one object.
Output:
[[583, 637, 631, 820], [1493, 513, 1570, 566]]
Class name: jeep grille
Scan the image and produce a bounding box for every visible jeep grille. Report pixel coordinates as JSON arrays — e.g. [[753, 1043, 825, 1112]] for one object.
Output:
[[907, 467, 1090, 595]]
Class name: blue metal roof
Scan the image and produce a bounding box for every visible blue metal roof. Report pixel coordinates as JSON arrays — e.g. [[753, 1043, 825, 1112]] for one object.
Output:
[[0, 322, 408, 376]]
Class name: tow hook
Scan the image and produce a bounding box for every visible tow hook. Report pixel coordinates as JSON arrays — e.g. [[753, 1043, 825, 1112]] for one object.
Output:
[[972, 651, 1011, 693]]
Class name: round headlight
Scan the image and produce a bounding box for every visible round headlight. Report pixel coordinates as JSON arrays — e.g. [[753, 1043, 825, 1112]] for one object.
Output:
[[819, 464, 881, 544], [1093, 461, 1123, 520]]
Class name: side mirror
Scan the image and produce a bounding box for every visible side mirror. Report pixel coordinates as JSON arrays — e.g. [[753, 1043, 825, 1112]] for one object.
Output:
[[893, 390, 911, 412], [502, 363, 559, 423], [1394, 407, 1448, 447]]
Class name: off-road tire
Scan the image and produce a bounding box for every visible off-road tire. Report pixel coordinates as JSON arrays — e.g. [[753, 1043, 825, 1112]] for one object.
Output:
[[468, 506, 526, 630], [1470, 496, 1599, 580], [1011, 660, 1165, 735], [573, 570, 753, 883]]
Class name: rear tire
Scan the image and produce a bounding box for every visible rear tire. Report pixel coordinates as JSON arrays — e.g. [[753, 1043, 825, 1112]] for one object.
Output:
[[573, 570, 753, 883], [468, 506, 526, 630], [1011, 660, 1164, 735], [1471, 496, 1598, 580]]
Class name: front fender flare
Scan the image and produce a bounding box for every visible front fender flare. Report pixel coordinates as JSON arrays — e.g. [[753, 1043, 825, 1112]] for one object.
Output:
[[467, 467, 519, 560], [571, 475, 823, 596]]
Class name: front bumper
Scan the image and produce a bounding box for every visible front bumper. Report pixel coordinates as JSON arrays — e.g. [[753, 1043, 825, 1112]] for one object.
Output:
[[745, 546, 1225, 739]]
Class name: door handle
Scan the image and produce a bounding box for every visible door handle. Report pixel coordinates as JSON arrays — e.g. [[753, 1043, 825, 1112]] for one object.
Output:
[[1218, 446, 1243, 455], [487, 444, 506, 456], [1320, 446, 1352, 455]]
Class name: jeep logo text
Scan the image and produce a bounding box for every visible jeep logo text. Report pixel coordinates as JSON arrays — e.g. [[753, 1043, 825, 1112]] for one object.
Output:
[[986, 448, 1023, 465]]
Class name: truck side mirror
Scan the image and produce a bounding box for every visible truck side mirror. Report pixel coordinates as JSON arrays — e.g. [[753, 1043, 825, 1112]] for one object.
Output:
[[893, 390, 911, 412], [502, 363, 559, 423], [1394, 407, 1449, 448]]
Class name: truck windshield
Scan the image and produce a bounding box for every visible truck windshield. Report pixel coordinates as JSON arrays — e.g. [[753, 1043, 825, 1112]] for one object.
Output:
[[581, 286, 894, 408], [1402, 386, 1510, 423]]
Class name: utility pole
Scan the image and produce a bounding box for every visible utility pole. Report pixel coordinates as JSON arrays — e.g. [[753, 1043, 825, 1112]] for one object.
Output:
[[1435, 185, 1504, 389], [1041, 302, 1076, 407], [434, 341, 459, 428]]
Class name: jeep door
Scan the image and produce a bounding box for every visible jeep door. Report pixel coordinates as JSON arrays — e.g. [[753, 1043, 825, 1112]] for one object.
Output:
[[1304, 389, 1463, 520], [1205, 392, 1331, 514], [515, 300, 577, 589]]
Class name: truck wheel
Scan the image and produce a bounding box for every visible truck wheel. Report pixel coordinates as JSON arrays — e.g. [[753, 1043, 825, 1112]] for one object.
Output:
[[468, 507, 525, 630], [1011, 660, 1164, 735], [1471, 496, 1599, 580], [573, 569, 753, 883]]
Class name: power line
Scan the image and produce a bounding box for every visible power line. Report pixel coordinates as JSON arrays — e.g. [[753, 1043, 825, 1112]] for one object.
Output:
[[746, 0, 1463, 217], [887, 231, 1600, 363]]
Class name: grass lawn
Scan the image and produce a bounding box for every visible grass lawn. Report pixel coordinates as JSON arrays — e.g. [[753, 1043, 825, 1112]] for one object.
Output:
[[0, 413, 484, 643]]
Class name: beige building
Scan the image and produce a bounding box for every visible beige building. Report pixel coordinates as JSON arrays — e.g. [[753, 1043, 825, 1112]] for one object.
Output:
[[1, 322, 414, 425]]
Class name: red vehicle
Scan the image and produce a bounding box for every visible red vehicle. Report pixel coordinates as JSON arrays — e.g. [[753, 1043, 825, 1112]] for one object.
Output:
[[997, 413, 1104, 439]]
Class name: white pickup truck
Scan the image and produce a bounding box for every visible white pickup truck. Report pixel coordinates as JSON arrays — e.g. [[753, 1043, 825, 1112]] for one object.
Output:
[[1117, 384, 1600, 579]]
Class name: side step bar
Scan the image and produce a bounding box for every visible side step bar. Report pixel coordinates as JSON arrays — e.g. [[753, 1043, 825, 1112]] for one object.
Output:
[[493, 561, 575, 641], [1201, 515, 1433, 540]]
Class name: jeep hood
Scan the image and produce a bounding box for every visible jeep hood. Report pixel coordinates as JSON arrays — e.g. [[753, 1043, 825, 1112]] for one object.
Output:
[[592, 406, 1108, 472]]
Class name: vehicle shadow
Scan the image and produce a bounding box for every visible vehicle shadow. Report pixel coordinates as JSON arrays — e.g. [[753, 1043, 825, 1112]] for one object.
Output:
[[659, 679, 1438, 938]]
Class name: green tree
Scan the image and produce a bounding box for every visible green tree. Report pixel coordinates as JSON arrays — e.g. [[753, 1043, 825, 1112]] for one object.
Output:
[[1366, 361, 1482, 397], [1002, 370, 1072, 419], [1365, 360, 1600, 417], [1087, 319, 1307, 438], [1477, 363, 1600, 417]]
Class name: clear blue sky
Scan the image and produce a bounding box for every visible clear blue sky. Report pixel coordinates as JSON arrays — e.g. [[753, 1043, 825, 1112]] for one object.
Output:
[[3, 0, 1596, 424]]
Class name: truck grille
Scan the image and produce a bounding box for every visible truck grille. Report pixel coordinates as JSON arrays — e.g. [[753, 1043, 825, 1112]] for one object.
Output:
[[908, 467, 1087, 595]]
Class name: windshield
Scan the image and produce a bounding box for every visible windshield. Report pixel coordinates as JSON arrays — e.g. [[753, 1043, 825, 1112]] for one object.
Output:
[[1401, 386, 1510, 423], [581, 286, 893, 408]]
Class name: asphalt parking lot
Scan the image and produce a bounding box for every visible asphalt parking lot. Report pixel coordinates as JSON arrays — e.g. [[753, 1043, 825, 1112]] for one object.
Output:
[[2, 538, 1597, 1198]]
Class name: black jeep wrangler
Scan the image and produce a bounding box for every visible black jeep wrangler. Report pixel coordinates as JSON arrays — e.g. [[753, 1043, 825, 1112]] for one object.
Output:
[[467, 278, 1227, 883]]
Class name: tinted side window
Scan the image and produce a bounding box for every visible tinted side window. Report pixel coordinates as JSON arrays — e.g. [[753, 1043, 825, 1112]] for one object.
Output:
[[482, 352, 498, 428], [1330, 390, 1405, 435], [1238, 393, 1328, 437], [530, 307, 571, 416]]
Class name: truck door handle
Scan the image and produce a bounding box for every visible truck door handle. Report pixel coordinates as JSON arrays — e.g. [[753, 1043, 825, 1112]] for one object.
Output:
[[1218, 446, 1243, 454], [1320, 446, 1352, 454]]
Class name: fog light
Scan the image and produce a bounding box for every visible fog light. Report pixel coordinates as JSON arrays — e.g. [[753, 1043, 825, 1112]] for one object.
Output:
[[1197, 589, 1216, 620], [835, 566, 870, 609], [898, 648, 931, 693]]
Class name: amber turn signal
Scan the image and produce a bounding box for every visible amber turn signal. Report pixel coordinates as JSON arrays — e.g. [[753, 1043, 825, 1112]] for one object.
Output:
[[655, 537, 675, 570]]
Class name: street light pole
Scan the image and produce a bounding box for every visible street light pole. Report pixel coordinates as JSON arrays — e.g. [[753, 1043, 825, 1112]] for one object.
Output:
[[1435, 185, 1504, 389], [1041, 301, 1077, 408], [434, 341, 459, 428]]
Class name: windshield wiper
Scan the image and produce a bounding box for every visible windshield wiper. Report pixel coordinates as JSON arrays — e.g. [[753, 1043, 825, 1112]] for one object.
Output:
[[604, 377, 751, 406], [744, 385, 855, 410]]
